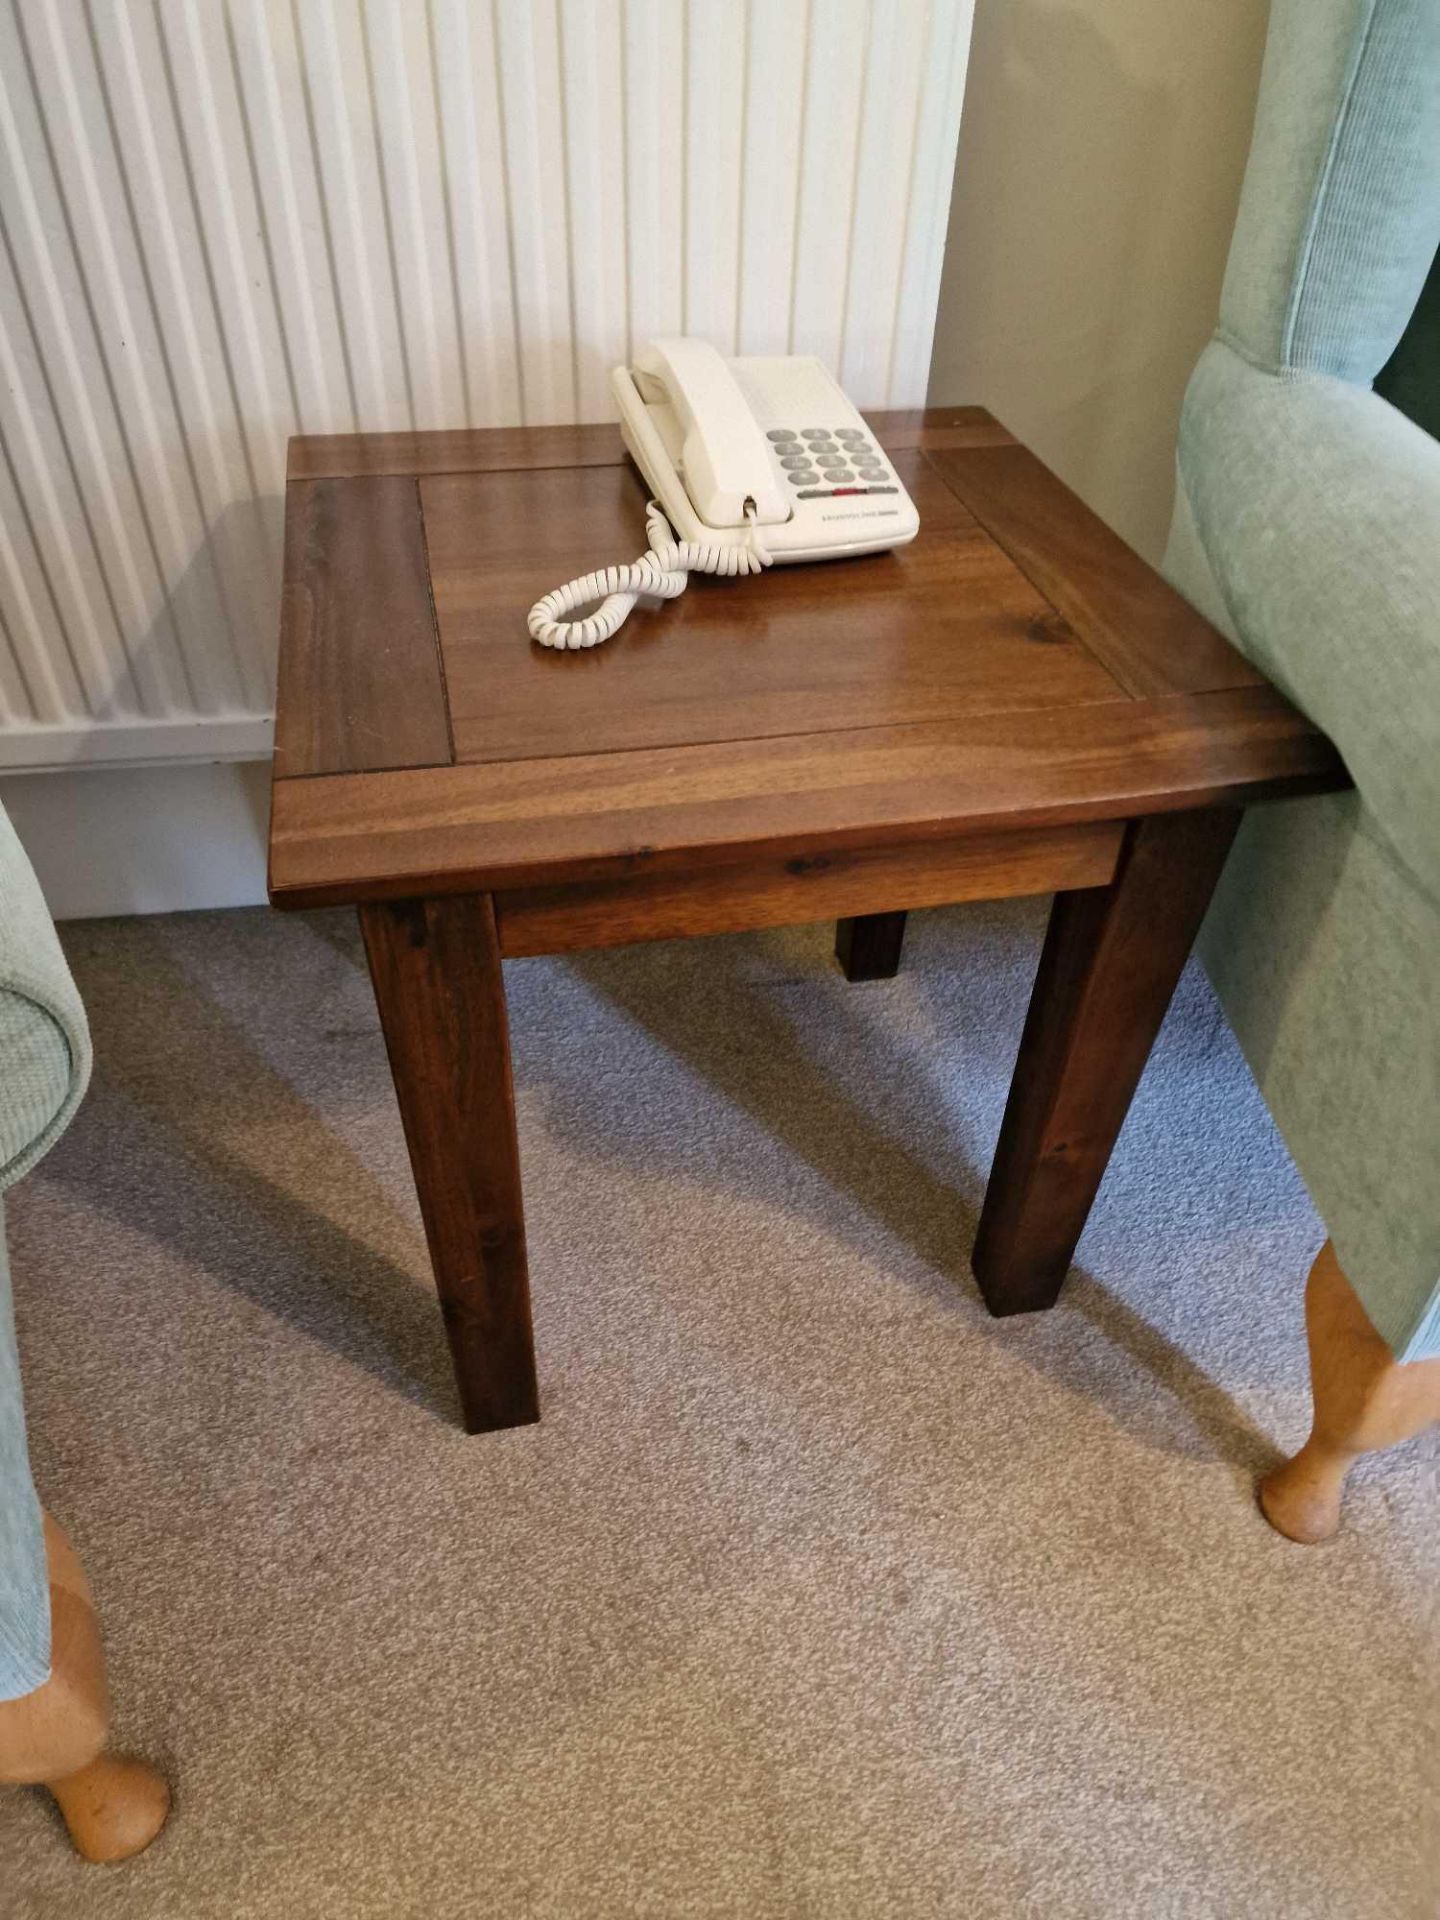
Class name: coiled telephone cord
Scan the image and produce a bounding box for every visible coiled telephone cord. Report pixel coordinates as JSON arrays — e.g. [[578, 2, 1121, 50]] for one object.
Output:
[[528, 501, 771, 650]]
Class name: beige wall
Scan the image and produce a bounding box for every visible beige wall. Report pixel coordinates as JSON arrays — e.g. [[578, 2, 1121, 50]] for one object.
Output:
[[929, 0, 1270, 564]]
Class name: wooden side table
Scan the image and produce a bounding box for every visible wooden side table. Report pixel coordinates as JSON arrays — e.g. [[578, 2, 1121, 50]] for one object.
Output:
[[268, 409, 1345, 1433]]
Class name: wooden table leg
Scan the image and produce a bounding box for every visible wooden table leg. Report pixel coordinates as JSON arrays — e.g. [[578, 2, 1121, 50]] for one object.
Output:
[[836, 911, 908, 981], [971, 808, 1241, 1316], [359, 894, 539, 1433]]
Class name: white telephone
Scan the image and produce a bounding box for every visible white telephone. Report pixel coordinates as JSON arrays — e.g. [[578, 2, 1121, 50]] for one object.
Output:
[[528, 338, 919, 649]]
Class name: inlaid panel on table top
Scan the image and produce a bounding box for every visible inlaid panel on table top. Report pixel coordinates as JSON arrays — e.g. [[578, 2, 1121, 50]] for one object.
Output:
[[421, 450, 1129, 767], [274, 407, 1276, 784], [274, 473, 450, 779], [270, 407, 1347, 909]]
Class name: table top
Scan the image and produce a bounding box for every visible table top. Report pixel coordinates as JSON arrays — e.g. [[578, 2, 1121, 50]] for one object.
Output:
[[268, 408, 1344, 908]]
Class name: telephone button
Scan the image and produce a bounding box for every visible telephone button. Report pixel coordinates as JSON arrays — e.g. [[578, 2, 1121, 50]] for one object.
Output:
[[835, 428, 865, 442], [800, 428, 832, 441], [767, 429, 798, 443], [787, 470, 819, 487], [779, 453, 813, 469]]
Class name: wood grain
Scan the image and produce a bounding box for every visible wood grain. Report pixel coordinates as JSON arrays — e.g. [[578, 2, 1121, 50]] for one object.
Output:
[[286, 408, 1014, 480], [269, 685, 1344, 908], [925, 443, 1264, 699], [273, 476, 451, 778], [289, 422, 628, 481], [494, 824, 1120, 957], [970, 808, 1242, 1314], [423, 452, 1127, 765], [359, 893, 539, 1433], [866, 408, 1017, 451]]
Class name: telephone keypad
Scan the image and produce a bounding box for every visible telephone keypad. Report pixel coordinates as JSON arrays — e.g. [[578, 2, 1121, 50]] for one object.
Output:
[[771, 422, 892, 493]]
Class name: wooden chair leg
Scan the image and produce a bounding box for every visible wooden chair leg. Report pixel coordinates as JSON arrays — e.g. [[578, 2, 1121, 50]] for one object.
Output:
[[1259, 1243, 1440, 1544], [0, 1514, 169, 1861]]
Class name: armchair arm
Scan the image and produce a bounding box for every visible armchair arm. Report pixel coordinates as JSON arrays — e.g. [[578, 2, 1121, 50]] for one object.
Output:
[[0, 806, 90, 1190], [1178, 338, 1440, 904]]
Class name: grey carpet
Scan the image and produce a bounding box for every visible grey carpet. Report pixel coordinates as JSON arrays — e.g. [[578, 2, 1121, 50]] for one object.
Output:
[[1, 899, 1436, 1919]]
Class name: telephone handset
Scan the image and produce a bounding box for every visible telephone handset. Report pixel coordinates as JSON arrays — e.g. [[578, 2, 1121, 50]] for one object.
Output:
[[528, 338, 919, 649], [624, 338, 789, 533]]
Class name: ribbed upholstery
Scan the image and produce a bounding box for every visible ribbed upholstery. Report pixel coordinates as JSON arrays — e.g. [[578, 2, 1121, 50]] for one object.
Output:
[[0, 1208, 46, 1700], [0, 803, 92, 1699], [1219, 0, 1440, 380], [0, 813, 90, 1193]]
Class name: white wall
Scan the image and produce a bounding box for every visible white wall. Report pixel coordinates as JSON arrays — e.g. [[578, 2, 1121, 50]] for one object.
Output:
[[1, 763, 269, 920], [929, 0, 1270, 565]]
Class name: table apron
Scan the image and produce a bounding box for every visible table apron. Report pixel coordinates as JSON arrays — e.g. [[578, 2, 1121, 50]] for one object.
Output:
[[492, 820, 1123, 958]]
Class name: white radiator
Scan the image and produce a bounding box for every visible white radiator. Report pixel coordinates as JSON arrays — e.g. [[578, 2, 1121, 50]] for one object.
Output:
[[0, 0, 973, 770]]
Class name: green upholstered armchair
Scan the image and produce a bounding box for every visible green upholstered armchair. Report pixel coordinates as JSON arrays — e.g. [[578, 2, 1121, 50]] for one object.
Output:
[[0, 803, 169, 1859], [1163, 0, 1440, 1537], [0, 803, 90, 1705]]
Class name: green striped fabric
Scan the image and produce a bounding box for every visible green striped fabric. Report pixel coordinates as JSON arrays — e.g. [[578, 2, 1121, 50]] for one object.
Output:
[[0, 802, 92, 1699]]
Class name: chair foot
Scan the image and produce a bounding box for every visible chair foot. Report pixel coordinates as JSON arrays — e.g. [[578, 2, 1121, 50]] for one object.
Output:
[[47, 1754, 171, 1863], [1258, 1437, 1348, 1544], [0, 1514, 170, 1860], [1258, 1243, 1440, 1543]]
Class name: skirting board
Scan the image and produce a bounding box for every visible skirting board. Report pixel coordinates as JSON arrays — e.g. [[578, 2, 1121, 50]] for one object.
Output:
[[1, 761, 270, 920]]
